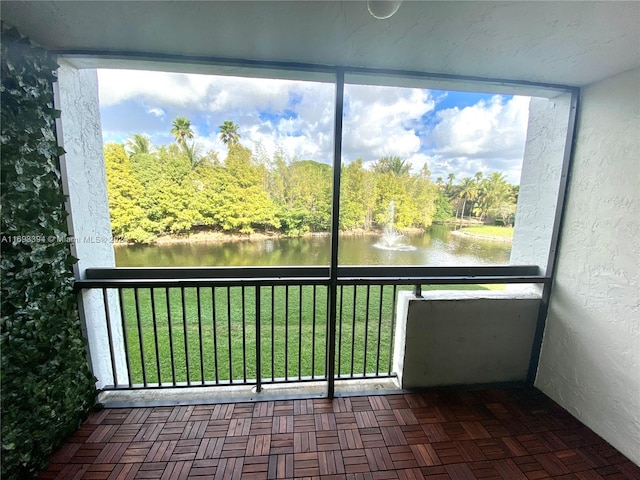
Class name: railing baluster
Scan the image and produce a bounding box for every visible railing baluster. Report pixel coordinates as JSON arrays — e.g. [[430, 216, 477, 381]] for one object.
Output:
[[363, 285, 371, 377], [271, 285, 275, 382], [326, 285, 331, 379], [242, 286, 247, 383], [350, 285, 357, 378], [311, 285, 317, 379], [298, 285, 302, 380], [181, 287, 190, 386], [197, 287, 204, 385], [227, 287, 233, 383], [285, 285, 289, 381], [255, 286, 262, 392], [101, 288, 118, 388], [337, 285, 343, 378], [134, 288, 147, 387], [117, 288, 133, 388], [388, 285, 398, 375], [150, 288, 161, 386], [211, 287, 219, 384], [166, 287, 176, 386], [375, 284, 384, 376]]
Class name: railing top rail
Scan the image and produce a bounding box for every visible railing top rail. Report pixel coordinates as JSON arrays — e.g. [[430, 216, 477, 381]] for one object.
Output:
[[85, 266, 331, 280], [337, 265, 540, 278], [84, 265, 540, 280], [76, 265, 548, 290], [75, 277, 331, 290]]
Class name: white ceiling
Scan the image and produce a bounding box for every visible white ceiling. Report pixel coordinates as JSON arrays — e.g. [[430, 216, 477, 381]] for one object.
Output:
[[2, 1, 639, 87]]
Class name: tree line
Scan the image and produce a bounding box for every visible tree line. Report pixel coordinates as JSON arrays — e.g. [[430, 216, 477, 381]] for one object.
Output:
[[105, 117, 516, 243], [436, 171, 518, 226]]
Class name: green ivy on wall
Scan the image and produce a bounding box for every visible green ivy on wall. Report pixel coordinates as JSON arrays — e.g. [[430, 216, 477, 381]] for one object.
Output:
[[1, 23, 97, 479]]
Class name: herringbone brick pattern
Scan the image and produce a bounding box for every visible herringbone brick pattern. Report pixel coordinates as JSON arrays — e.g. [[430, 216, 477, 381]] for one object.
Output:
[[38, 388, 639, 479]]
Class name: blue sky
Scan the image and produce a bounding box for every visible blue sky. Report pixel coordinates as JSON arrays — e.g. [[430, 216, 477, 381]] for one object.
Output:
[[97, 69, 530, 183]]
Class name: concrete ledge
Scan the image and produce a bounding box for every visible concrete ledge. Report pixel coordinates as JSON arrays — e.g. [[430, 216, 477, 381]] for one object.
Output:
[[97, 377, 401, 408], [394, 290, 541, 388]]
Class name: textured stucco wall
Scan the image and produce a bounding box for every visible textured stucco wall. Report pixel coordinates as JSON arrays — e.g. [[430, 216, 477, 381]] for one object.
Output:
[[56, 64, 128, 388], [394, 291, 540, 388], [535, 68, 640, 465], [511, 94, 571, 273]]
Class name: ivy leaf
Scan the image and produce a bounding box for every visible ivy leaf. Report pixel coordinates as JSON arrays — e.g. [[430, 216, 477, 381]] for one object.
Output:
[[1, 21, 97, 479]]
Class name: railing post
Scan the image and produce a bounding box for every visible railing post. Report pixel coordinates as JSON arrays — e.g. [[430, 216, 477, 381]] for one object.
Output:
[[413, 284, 423, 298], [327, 68, 345, 398], [255, 286, 262, 393]]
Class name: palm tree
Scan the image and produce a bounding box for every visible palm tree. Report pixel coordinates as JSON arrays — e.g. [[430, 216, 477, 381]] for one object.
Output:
[[171, 117, 194, 149], [374, 156, 410, 176], [446, 173, 456, 195], [471, 171, 484, 216], [125, 133, 152, 156], [219, 120, 241, 146], [457, 177, 478, 224], [183, 142, 202, 169], [483, 172, 510, 212]]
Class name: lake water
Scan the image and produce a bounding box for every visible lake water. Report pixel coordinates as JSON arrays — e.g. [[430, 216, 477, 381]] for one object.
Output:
[[114, 225, 511, 267]]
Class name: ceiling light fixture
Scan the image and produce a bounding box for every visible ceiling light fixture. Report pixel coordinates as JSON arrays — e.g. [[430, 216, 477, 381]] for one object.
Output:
[[367, 0, 402, 20]]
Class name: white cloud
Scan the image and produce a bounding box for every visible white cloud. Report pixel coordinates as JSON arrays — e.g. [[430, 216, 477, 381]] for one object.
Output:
[[427, 95, 530, 183], [98, 69, 213, 107], [98, 69, 335, 164], [97, 69, 529, 184], [342, 85, 435, 162], [147, 107, 165, 118]]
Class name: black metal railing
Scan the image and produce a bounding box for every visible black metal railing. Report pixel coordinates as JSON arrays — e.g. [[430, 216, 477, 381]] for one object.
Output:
[[76, 265, 547, 392]]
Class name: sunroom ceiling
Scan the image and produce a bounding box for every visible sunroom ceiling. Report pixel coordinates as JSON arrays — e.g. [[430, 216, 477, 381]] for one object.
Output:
[[1, 1, 639, 87]]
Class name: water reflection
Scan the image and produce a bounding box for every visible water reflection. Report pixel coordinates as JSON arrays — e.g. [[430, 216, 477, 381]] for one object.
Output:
[[115, 226, 511, 267]]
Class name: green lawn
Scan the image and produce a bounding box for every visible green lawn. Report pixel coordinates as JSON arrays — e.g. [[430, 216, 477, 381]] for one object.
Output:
[[459, 225, 514, 238], [115, 284, 490, 386]]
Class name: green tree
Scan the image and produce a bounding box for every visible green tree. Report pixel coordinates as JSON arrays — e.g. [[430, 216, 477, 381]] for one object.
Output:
[[489, 201, 517, 226], [219, 120, 241, 147], [265, 149, 289, 208], [445, 172, 456, 195], [340, 159, 376, 230], [483, 172, 510, 214], [171, 116, 194, 149], [125, 133, 152, 156], [104, 143, 155, 242], [433, 189, 454, 223], [190, 161, 225, 227], [149, 145, 201, 232], [410, 174, 438, 228], [286, 160, 332, 232], [457, 177, 478, 224], [126, 144, 202, 234], [373, 156, 410, 176], [183, 141, 202, 169], [373, 171, 415, 229], [213, 144, 279, 233]]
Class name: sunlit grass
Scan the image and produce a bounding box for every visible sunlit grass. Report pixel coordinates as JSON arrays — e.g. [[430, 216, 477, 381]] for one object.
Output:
[[459, 225, 514, 238]]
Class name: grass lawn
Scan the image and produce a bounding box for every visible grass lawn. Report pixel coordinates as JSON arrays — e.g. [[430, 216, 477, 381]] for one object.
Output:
[[459, 225, 514, 238], [115, 284, 492, 386]]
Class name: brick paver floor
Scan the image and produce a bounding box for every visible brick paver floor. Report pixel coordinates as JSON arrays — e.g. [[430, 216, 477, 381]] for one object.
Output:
[[37, 387, 640, 479]]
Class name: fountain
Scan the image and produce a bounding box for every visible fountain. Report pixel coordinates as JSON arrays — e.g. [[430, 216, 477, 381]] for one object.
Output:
[[373, 201, 417, 251]]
